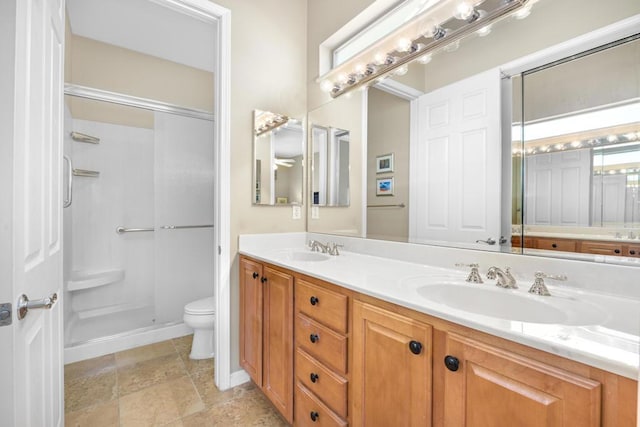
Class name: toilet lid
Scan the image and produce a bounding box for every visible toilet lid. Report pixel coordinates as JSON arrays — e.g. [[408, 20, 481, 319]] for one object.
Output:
[[185, 297, 215, 315]]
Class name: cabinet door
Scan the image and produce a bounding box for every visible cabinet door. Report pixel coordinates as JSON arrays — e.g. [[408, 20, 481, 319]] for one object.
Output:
[[443, 333, 601, 427], [239, 257, 263, 385], [263, 266, 294, 423], [352, 301, 432, 427], [580, 241, 622, 256]]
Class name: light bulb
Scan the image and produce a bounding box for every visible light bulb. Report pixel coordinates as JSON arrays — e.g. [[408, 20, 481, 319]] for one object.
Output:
[[374, 52, 387, 65], [571, 140, 582, 148], [354, 63, 366, 75], [424, 20, 446, 40], [554, 143, 565, 150], [454, 2, 474, 20], [417, 54, 432, 65], [396, 38, 412, 52], [338, 73, 349, 84], [607, 135, 617, 142], [320, 80, 333, 93]]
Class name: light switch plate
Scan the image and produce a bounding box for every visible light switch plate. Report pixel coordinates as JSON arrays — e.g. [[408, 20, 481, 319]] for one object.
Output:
[[311, 206, 320, 219], [292, 205, 301, 220]]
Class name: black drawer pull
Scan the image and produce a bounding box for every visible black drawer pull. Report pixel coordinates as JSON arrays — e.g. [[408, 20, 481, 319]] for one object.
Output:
[[310, 411, 319, 422], [310, 296, 319, 305], [551, 243, 557, 248], [310, 373, 319, 383], [309, 333, 319, 344], [630, 250, 636, 255], [444, 355, 460, 372], [614, 249, 621, 254], [260, 277, 267, 284], [252, 272, 259, 279], [409, 340, 422, 355]]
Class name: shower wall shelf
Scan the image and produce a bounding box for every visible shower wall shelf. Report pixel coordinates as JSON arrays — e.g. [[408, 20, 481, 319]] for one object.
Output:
[[75, 302, 151, 320], [70, 131, 100, 144], [73, 169, 100, 178], [67, 269, 125, 292]]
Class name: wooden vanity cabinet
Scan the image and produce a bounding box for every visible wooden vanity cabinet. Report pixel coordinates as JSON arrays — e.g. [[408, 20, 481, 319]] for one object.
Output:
[[294, 278, 349, 426], [239, 256, 294, 423], [441, 333, 601, 427], [351, 301, 432, 427]]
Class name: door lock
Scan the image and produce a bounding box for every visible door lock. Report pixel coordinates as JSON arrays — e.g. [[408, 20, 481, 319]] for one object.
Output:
[[17, 293, 58, 320]]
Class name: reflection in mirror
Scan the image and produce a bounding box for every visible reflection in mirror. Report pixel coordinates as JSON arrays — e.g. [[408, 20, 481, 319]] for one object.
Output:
[[253, 110, 304, 205], [512, 35, 640, 258], [311, 125, 350, 206]]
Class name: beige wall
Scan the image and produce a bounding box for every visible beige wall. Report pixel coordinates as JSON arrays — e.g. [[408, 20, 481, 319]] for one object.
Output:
[[210, 0, 308, 373], [367, 88, 410, 242]]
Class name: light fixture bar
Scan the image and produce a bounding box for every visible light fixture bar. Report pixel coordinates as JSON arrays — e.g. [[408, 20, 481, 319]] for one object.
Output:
[[327, 0, 530, 98]]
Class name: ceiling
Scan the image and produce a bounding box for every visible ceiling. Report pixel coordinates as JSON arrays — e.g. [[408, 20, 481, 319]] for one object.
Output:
[[66, 0, 216, 73]]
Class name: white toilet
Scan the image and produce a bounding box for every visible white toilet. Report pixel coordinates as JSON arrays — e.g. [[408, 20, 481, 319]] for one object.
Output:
[[183, 297, 215, 360]]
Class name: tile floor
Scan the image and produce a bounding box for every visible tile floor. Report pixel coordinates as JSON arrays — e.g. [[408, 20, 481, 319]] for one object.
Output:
[[64, 335, 288, 426]]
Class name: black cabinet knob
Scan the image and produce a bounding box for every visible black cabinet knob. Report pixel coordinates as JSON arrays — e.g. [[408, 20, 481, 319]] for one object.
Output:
[[309, 333, 319, 344], [310, 411, 319, 422], [310, 373, 319, 383], [252, 272, 259, 279], [551, 243, 557, 248], [631, 250, 636, 255], [444, 355, 460, 372], [614, 249, 621, 254], [260, 277, 267, 284], [310, 296, 319, 306], [409, 340, 423, 355]]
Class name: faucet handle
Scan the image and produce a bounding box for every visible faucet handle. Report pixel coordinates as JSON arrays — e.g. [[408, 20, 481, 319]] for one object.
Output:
[[329, 243, 344, 256], [528, 271, 567, 296], [455, 263, 483, 284]]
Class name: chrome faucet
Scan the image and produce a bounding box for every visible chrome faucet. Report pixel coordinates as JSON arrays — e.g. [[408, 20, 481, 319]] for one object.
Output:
[[455, 263, 483, 284], [308, 240, 329, 253], [528, 271, 567, 296], [328, 243, 344, 256], [486, 267, 517, 289]]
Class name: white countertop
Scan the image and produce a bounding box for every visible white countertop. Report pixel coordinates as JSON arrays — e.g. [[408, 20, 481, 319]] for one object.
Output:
[[239, 233, 640, 380]]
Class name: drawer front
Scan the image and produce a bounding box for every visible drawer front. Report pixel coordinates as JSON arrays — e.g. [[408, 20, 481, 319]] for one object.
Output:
[[296, 313, 347, 375], [535, 238, 576, 252], [581, 241, 622, 256], [296, 279, 348, 333], [296, 348, 348, 418], [295, 382, 347, 427]]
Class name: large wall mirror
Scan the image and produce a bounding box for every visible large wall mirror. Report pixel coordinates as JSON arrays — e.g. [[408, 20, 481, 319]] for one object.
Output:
[[253, 110, 304, 205], [513, 36, 640, 258], [306, 0, 640, 265]]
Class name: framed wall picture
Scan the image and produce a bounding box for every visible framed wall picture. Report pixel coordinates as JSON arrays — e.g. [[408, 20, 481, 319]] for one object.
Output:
[[376, 177, 394, 196], [376, 153, 394, 173]]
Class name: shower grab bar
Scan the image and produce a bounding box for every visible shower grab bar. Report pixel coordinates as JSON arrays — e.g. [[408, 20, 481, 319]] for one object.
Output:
[[116, 224, 214, 234], [160, 224, 214, 230], [63, 155, 72, 208], [73, 169, 100, 178], [70, 131, 100, 144], [116, 226, 154, 234]]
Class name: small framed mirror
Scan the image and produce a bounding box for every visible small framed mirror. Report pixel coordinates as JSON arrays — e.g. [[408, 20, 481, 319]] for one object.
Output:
[[253, 110, 304, 205], [311, 124, 350, 206]]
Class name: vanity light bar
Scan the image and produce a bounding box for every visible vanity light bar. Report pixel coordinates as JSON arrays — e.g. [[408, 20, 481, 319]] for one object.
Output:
[[322, 0, 530, 98], [513, 130, 640, 156], [255, 113, 289, 137]]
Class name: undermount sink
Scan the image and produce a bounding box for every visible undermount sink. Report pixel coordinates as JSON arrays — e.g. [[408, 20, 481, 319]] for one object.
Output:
[[279, 250, 330, 262], [416, 284, 608, 325]]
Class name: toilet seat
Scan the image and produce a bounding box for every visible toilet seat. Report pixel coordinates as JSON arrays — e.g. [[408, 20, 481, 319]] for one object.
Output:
[[184, 297, 215, 315]]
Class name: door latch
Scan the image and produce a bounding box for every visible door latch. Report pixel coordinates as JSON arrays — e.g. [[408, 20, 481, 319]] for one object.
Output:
[[0, 303, 12, 326]]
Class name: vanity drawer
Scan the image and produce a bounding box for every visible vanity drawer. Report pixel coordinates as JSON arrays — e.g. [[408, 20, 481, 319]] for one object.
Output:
[[580, 241, 623, 256], [295, 382, 347, 427], [296, 313, 347, 375], [296, 279, 348, 333], [535, 238, 576, 252], [296, 347, 348, 418]]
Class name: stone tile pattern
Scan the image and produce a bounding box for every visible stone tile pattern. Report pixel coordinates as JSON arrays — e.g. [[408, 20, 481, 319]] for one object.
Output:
[[65, 336, 289, 426]]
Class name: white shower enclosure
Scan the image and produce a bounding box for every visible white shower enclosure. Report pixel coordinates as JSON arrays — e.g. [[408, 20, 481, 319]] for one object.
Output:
[[63, 94, 215, 356]]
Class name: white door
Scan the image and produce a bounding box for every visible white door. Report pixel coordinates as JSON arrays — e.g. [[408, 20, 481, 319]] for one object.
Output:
[[410, 68, 502, 248], [0, 0, 65, 425]]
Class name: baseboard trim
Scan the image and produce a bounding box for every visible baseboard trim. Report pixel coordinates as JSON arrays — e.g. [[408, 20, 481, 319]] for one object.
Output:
[[229, 369, 250, 388]]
